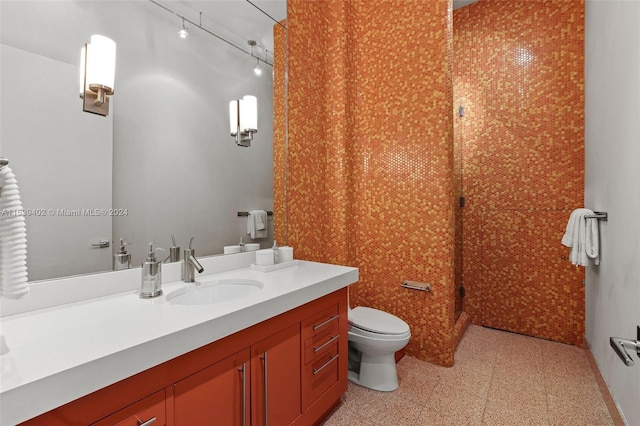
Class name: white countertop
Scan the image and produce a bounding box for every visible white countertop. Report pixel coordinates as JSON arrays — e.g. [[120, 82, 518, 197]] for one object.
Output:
[[0, 259, 358, 425]]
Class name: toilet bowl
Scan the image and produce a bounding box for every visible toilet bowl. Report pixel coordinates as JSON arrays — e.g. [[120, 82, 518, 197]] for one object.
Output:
[[347, 306, 411, 391]]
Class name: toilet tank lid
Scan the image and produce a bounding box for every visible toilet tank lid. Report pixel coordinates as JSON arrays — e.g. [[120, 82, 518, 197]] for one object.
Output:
[[348, 306, 410, 335]]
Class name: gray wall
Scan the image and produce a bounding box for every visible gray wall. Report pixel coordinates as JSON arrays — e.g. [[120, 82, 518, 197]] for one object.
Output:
[[585, 1, 640, 424]]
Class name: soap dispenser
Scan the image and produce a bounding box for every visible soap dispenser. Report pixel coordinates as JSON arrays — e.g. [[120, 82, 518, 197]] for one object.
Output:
[[140, 243, 164, 299], [113, 238, 131, 271], [272, 240, 280, 264]]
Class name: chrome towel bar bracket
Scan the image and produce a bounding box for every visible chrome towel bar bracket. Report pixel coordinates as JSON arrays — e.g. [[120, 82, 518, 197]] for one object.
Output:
[[237, 211, 273, 216], [585, 211, 608, 221]]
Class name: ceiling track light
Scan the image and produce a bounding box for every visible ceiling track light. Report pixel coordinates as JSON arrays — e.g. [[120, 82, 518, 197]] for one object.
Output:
[[149, 1, 275, 68], [249, 40, 265, 76], [178, 18, 189, 38]]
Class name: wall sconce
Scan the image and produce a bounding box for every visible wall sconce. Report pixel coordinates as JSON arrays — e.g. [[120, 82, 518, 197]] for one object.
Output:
[[79, 35, 116, 116], [229, 95, 258, 147]]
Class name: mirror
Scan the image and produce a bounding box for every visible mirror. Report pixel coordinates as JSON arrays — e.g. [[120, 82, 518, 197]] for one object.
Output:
[[0, 0, 286, 281]]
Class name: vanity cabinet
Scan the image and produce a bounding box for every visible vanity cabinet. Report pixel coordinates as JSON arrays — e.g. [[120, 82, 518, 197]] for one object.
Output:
[[302, 304, 341, 411], [174, 323, 301, 426], [174, 348, 251, 425], [19, 288, 348, 426], [251, 323, 301, 425]]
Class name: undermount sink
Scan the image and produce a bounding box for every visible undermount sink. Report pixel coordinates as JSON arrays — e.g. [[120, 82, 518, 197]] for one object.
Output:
[[167, 278, 264, 305]]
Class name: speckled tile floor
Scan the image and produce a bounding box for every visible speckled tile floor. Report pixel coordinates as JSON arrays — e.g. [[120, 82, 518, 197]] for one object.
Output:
[[323, 325, 616, 426]]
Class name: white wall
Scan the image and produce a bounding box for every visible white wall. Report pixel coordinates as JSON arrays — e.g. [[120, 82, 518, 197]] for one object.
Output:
[[585, 1, 640, 425], [1, 44, 113, 280]]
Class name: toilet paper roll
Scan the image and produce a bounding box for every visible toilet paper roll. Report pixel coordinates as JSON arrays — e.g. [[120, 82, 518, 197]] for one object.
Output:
[[255, 249, 274, 266], [245, 243, 260, 252], [224, 245, 241, 254], [279, 246, 293, 262]]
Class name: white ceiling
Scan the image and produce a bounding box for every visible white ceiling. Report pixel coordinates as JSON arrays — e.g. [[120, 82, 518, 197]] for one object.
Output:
[[167, 0, 287, 60]]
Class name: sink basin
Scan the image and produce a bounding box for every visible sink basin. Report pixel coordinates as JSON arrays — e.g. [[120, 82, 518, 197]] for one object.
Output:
[[167, 278, 264, 305]]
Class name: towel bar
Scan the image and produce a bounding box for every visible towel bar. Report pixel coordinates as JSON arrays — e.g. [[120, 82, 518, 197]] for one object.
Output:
[[237, 211, 273, 217], [585, 211, 608, 221], [0, 157, 8, 169], [401, 280, 431, 292]]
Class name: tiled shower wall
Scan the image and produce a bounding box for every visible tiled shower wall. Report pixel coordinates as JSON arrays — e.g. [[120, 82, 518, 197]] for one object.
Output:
[[453, 0, 586, 345], [279, 0, 457, 366]]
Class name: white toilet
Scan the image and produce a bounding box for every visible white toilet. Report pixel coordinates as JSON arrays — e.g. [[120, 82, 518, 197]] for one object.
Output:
[[347, 306, 411, 391]]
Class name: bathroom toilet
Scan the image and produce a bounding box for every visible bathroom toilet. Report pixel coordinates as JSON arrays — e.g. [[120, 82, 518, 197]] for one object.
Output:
[[347, 306, 411, 391]]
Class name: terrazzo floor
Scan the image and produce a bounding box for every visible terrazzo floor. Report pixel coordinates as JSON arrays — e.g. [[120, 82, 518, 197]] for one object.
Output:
[[323, 325, 617, 426]]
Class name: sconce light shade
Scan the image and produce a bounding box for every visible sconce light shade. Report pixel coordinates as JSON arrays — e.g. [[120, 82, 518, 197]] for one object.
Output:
[[229, 100, 239, 134], [229, 95, 258, 147], [80, 34, 116, 116], [241, 95, 258, 132]]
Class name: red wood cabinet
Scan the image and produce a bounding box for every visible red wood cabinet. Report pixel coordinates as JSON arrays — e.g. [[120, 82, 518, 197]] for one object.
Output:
[[251, 323, 301, 426], [90, 389, 166, 426], [20, 288, 348, 426], [174, 348, 251, 425], [301, 303, 341, 411]]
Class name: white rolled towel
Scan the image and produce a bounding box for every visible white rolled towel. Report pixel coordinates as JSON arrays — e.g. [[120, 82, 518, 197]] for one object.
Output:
[[0, 165, 29, 299], [561, 208, 600, 267]]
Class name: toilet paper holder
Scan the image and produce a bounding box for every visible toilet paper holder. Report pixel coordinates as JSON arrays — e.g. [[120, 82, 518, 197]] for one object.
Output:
[[401, 280, 431, 292]]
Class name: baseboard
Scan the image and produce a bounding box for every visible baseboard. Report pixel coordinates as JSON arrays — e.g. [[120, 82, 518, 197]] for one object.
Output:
[[584, 338, 626, 426]]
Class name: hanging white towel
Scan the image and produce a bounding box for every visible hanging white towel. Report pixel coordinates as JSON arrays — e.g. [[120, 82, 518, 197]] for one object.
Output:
[[0, 165, 29, 299], [247, 210, 268, 240], [561, 208, 599, 267], [585, 216, 600, 265]]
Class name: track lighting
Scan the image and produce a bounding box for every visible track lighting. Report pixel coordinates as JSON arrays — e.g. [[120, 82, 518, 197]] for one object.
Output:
[[248, 40, 264, 77], [254, 57, 263, 76], [178, 18, 189, 38]]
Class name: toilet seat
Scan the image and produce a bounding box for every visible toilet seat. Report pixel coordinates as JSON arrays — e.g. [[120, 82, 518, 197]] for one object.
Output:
[[349, 324, 411, 341], [348, 306, 410, 336]]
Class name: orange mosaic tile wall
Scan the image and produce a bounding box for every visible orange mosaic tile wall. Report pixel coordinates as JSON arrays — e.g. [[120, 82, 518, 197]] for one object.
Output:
[[280, 0, 457, 366], [453, 0, 586, 345], [273, 22, 287, 243]]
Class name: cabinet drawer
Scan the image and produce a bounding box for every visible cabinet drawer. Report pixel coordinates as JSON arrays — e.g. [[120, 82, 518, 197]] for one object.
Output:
[[90, 389, 165, 426], [304, 329, 339, 364], [301, 348, 340, 411], [302, 303, 339, 340]]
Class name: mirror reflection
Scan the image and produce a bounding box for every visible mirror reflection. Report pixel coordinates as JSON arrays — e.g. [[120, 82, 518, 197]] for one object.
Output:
[[0, 0, 286, 281]]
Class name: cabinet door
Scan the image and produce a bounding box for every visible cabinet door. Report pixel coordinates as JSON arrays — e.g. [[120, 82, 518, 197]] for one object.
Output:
[[251, 323, 301, 426], [174, 348, 251, 426]]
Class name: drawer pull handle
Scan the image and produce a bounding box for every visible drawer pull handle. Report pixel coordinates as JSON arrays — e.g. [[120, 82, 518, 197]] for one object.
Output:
[[313, 314, 339, 331], [313, 335, 339, 353], [313, 354, 339, 375], [260, 352, 269, 426], [137, 417, 157, 426], [238, 362, 247, 426]]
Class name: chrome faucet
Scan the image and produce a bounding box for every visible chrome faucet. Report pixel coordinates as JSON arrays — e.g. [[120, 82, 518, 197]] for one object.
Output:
[[182, 237, 204, 283]]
